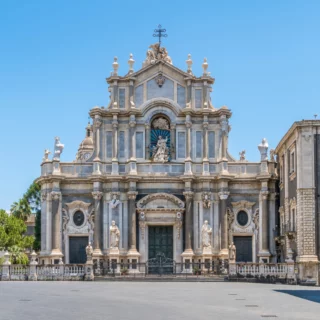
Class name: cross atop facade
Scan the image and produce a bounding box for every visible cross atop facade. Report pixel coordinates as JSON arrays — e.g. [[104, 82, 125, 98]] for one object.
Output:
[[153, 24, 167, 47]]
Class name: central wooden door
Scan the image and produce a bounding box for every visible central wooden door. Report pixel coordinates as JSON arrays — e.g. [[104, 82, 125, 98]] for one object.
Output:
[[69, 236, 88, 264], [233, 236, 253, 262], [148, 226, 173, 260]]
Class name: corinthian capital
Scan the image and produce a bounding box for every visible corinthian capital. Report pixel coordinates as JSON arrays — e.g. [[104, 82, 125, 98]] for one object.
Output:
[[127, 191, 138, 200], [260, 191, 269, 200], [94, 118, 102, 129], [183, 191, 194, 200], [92, 191, 103, 200], [51, 191, 61, 201], [218, 191, 230, 200]]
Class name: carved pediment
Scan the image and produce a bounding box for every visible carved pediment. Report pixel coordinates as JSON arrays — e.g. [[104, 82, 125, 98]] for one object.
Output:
[[231, 200, 255, 210], [137, 193, 185, 210]]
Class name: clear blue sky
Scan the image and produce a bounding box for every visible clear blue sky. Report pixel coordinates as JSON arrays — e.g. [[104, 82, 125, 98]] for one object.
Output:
[[0, 0, 319, 210]]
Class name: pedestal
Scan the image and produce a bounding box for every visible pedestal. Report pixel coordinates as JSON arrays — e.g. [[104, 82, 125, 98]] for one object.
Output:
[[127, 249, 141, 274], [85, 261, 95, 281], [50, 249, 63, 264], [181, 250, 194, 274], [109, 249, 121, 274], [93, 250, 103, 275], [296, 255, 319, 285], [201, 247, 213, 272], [258, 250, 271, 263]]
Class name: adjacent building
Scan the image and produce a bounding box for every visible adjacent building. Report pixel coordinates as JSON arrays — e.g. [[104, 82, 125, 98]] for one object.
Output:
[[275, 120, 320, 283]]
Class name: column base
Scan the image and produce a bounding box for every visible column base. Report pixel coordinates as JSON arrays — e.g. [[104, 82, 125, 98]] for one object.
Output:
[[127, 248, 141, 273], [49, 249, 63, 264], [181, 249, 194, 273], [184, 161, 193, 175], [296, 257, 319, 286], [258, 250, 271, 263], [129, 160, 137, 175], [111, 160, 119, 175], [219, 248, 228, 259]]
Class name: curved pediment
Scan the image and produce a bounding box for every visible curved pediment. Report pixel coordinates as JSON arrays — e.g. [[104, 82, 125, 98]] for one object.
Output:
[[137, 193, 185, 210], [141, 98, 182, 119]]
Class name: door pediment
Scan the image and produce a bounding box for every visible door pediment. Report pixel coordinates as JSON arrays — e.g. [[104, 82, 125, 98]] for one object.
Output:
[[137, 193, 185, 210]]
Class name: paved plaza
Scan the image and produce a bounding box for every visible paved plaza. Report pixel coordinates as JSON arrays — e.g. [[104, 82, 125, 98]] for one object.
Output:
[[0, 282, 320, 320]]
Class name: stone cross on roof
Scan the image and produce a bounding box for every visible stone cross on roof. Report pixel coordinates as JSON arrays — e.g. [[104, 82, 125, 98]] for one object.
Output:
[[153, 24, 167, 47]]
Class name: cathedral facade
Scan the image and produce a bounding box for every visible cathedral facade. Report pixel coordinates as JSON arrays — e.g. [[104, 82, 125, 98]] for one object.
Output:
[[37, 43, 278, 270]]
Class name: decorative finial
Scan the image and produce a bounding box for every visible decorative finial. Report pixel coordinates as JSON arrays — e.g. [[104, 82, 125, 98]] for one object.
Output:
[[153, 24, 167, 47], [202, 57, 208, 76], [112, 56, 119, 76], [186, 54, 193, 74], [128, 53, 135, 74]]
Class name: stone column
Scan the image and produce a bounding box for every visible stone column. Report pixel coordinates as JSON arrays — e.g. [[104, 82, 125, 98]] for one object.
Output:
[[185, 118, 192, 161], [129, 116, 137, 174], [170, 124, 176, 160], [220, 116, 228, 160], [51, 191, 62, 258], [259, 191, 271, 262], [92, 191, 103, 255], [145, 123, 150, 160], [202, 118, 209, 175], [183, 191, 194, 253], [218, 191, 229, 257], [93, 117, 102, 175], [184, 116, 192, 175], [127, 191, 138, 253], [112, 115, 118, 160], [40, 192, 47, 253]]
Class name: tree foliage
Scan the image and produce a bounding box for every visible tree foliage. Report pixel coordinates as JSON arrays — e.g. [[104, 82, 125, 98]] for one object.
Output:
[[0, 209, 34, 251]]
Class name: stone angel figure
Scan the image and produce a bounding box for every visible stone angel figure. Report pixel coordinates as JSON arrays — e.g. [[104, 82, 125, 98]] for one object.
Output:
[[43, 149, 51, 162], [110, 194, 120, 209], [53, 137, 64, 161]]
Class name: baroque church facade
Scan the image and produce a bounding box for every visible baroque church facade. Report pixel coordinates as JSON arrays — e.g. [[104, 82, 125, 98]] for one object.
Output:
[[37, 43, 279, 270]]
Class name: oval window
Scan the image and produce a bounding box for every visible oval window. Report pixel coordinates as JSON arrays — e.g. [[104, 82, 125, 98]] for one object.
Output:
[[237, 211, 248, 226], [73, 211, 85, 227]]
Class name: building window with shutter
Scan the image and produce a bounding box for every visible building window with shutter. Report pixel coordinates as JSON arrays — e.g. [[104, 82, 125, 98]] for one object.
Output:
[[106, 131, 113, 158], [208, 131, 215, 158], [195, 131, 202, 158], [119, 131, 125, 158], [119, 88, 125, 109]]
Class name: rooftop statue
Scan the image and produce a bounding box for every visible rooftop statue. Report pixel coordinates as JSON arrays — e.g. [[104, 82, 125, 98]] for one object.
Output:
[[143, 43, 173, 67], [53, 137, 64, 161]]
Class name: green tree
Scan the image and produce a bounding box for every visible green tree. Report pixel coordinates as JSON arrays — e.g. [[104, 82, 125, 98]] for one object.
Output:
[[10, 198, 31, 222], [23, 182, 41, 251], [0, 209, 34, 264]]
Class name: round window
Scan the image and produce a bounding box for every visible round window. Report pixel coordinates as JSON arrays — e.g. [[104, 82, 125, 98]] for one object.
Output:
[[237, 211, 248, 226], [73, 211, 85, 227]]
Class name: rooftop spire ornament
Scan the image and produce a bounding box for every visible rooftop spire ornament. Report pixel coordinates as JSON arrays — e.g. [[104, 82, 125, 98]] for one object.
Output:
[[153, 24, 167, 47]]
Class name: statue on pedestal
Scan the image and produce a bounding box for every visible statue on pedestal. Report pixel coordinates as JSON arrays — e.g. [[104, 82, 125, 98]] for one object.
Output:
[[201, 220, 212, 249], [86, 242, 93, 262], [110, 221, 120, 249], [229, 242, 236, 262]]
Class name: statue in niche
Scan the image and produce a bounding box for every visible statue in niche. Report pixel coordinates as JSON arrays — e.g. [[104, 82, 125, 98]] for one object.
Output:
[[110, 220, 120, 249], [201, 220, 213, 248], [152, 136, 169, 162], [110, 194, 120, 209], [229, 242, 236, 262]]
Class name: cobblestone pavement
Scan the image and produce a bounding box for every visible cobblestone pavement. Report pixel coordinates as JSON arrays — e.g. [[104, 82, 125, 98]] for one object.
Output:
[[0, 282, 320, 320]]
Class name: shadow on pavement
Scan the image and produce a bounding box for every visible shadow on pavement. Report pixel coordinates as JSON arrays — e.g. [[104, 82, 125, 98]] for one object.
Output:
[[275, 290, 320, 304]]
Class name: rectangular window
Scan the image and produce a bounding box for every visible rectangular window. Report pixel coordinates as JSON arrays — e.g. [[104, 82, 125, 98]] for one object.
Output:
[[195, 89, 202, 108], [290, 152, 295, 173], [196, 131, 202, 158], [177, 85, 186, 107], [119, 131, 125, 158], [119, 88, 125, 109], [106, 131, 113, 158], [136, 132, 144, 158], [208, 131, 215, 158], [135, 85, 143, 107], [178, 132, 186, 158]]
